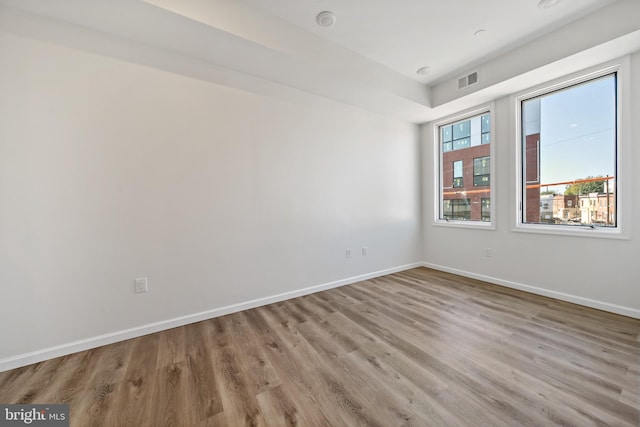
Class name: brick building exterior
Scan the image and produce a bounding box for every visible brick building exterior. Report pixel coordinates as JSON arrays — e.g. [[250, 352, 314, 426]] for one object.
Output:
[[442, 144, 490, 221], [579, 192, 616, 225], [439, 112, 491, 222], [524, 133, 541, 223]]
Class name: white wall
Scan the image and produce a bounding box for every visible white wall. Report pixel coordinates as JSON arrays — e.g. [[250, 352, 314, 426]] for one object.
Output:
[[0, 27, 421, 365], [422, 52, 640, 318]]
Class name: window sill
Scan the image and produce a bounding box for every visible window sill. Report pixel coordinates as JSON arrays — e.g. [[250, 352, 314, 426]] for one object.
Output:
[[434, 220, 495, 230], [513, 224, 629, 240]]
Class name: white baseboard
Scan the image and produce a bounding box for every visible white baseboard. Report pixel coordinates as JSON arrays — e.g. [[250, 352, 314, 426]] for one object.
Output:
[[0, 262, 423, 373], [422, 262, 640, 320]]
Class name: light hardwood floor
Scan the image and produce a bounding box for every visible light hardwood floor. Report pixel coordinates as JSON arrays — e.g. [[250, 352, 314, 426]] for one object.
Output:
[[1, 267, 638, 426]]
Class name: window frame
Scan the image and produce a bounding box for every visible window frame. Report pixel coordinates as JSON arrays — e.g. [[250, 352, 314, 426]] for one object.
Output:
[[513, 58, 630, 239], [433, 103, 496, 229]]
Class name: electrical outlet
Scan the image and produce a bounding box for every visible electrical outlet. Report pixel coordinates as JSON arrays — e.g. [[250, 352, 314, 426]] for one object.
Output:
[[345, 248, 352, 258], [483, 248, 492, 258], [362, 247, 368, 256], [134, 277, 148, 293]]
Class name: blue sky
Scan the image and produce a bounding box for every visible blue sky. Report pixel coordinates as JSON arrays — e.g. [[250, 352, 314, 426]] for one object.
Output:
[[535, 74, 616, 193]]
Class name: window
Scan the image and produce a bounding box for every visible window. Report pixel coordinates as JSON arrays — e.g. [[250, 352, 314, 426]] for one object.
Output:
[[443, 199, 471, 221], [441, 126, 452, 152], [481, 114, 490, 144], [436, 109, 493, 225], [453, 160, 463, 188], [481, 198, 490, 222], [518, 71, 619, 232], [441, 120, 472, 152], [473, 156, 490, 187]]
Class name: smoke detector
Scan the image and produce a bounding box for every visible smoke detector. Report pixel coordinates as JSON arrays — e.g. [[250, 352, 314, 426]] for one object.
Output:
[[316, 11, 336, 27]]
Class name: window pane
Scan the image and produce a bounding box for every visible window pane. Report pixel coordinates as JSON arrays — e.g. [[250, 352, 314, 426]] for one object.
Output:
[[442, 126, 453, 142], [474, 175, 490, 187], [453, 161, 463, 187], [481, 198, 490, 222], [438, 111, 491, 223], [521, 74, 616, 227], [473, 157, 490, 175], [443, 199, 471, 220], [453, 161, 463, 177], [481, 114, 490, 133], [452, 138, 470, 150], [473, 157, 490, 187], [453, 121, 471, 139], [481, 133, 490, 144]]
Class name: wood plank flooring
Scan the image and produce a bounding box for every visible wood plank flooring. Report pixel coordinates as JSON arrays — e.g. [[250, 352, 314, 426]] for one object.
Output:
[[1, 267, 638, 426]]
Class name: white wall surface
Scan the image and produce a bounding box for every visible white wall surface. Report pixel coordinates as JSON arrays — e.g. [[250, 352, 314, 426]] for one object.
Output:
[[422, 52, 640, 318], [0, 26, 420, 364]]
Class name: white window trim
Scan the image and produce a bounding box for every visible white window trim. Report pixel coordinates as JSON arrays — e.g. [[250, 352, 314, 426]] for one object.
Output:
[[512, 57, 630, 239], [433, 103, 496, 230]]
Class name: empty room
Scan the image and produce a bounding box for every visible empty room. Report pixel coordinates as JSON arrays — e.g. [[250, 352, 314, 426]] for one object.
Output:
[[0, 0, 638, 426]]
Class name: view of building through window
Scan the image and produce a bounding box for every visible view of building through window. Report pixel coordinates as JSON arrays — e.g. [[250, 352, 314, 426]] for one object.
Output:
[[439, 112, 491, 222], [521, 74, 617, 227]]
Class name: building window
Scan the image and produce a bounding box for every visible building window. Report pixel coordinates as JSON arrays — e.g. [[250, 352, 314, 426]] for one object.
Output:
[[437, 109, 492, 225], [441, 120, 472, 152], [481, 114, 490, 144], [473, 156, 490, 187], [481, 198, 490, 222], [519, 72, 617, 229], [453, 160, 463, 188], [443, 199, 471, 221]]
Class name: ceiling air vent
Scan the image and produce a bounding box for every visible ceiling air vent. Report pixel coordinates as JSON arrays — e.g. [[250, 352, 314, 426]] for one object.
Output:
[[458, 71, 479, 89]]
